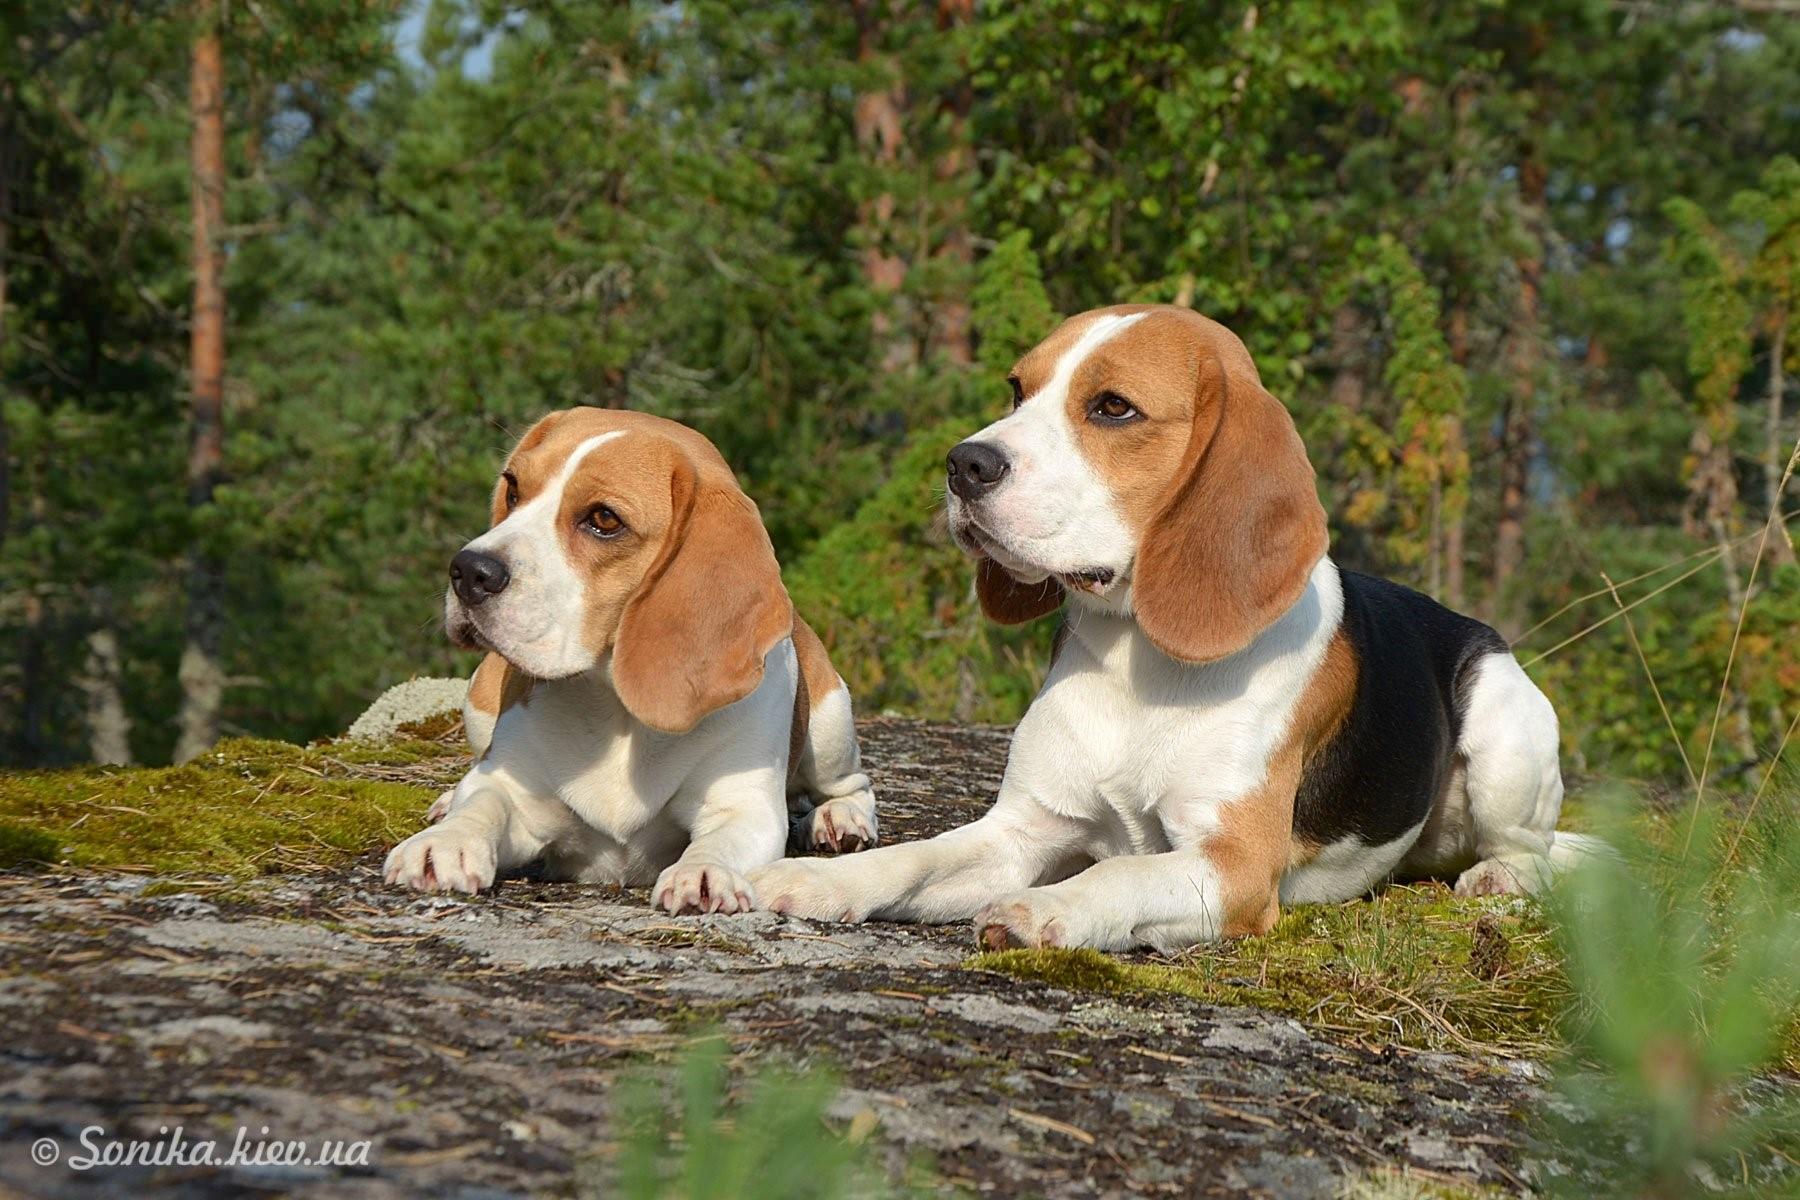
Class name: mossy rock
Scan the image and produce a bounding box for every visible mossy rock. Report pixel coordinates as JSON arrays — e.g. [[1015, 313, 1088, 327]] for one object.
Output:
[[0, 735, 458, 878]]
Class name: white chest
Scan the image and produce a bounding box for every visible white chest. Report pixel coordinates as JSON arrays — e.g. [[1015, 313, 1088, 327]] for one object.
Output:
[[1005, 561, 1343, 846], [487, 676, 691, 843]]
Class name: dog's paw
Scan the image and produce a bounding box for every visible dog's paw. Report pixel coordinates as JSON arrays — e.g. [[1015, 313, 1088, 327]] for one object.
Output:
[[747, 858, 865, 922], [425, 790, 455, 824], [792, 793, 879, 855], [383, 825, 497, 895], [654, 862, 755, 915], [975, 891, 1075, 951], [1454, 855, 1551, 898]]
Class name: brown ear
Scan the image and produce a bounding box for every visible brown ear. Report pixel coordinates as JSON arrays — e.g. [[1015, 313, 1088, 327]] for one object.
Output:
[[1134, 361, 1328, 663], [975, 558, 1064, 624], [611, 457, 793, 733]]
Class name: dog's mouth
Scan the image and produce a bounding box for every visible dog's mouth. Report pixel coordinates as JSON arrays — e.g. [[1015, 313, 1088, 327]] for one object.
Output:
[[445, 600, 496, 654], [951, 516, 1117, 597], [1059, 567, 1115, 595]]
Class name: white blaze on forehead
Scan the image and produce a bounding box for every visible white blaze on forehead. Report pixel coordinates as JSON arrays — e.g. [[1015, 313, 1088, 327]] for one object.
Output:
[[951, 313, 1148, 583], [458, 428, 628, 678], [1031, 312, 1150, 410]]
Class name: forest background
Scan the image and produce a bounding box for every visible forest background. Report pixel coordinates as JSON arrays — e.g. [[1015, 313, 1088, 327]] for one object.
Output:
[[4, 0, 1798, 797]]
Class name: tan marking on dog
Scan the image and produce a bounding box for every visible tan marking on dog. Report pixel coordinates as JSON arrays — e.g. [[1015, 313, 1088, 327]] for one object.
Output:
[[1063, 309, 1213, 530], [786, 615, 841, 777], [467, 652, 537, 717], [606, 448, 791, 734], [1205, 629, 1360, 936]]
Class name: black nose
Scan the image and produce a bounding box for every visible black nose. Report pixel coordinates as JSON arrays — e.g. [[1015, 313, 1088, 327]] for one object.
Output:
[[450, 549, 510, 606], [946, 441, 1011, 502]]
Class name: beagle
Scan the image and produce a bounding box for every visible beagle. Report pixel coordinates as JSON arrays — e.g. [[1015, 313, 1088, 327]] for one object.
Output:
[[384, 409, 878, 913], [751, 305, 1599, 951]]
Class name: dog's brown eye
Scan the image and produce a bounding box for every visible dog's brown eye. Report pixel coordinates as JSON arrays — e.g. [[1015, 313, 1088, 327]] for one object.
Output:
[[581, 505, 626, 538], [1090, 392, 1139, 422], [1008, 377, 1024, 410], [502, 473, 520, 511]]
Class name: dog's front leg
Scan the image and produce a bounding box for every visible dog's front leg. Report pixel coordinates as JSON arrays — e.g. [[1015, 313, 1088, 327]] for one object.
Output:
[[385, 768, 573, 894], [975, 816, 1289, 952], [749, 800, 1081, 924], [654, 765, 789, 916]]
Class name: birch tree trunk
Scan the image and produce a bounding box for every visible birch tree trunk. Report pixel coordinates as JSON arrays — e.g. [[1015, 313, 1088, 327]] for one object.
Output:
[[79, 597, 134, 765]]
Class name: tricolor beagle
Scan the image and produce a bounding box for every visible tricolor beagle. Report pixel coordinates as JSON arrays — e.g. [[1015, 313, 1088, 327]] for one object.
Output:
[[751, 305, 1599, 951], [384, 409, 878, 913]]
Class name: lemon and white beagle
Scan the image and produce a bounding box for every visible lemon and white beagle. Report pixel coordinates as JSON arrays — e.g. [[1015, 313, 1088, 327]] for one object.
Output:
[[751, 305, 1599, 950], [384, 409, 878, 913]]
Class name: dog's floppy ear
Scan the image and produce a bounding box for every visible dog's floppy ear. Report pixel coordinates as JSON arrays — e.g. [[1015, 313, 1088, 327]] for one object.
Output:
[[1134, 360, 1328, 663], [612, 456, 793, 733], [975, 558, 1064, 624]]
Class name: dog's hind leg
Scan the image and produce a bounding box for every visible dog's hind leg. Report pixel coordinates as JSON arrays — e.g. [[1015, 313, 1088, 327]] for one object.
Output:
[[1418, 651, 1580, 896], [785, 620, 878, 854]]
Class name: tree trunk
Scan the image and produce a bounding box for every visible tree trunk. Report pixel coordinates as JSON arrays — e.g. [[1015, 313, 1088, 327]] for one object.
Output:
[[926, 0, 974, 366], [174, 4, 227, 764], [852, 0, 914, 374], [1441, 417, 1466, 609], [1490, 152, 1545, 633], [79, 597, 134, 765], [1766, 314, 1794, 565], [1443, 303, 1469, 610], [1, 76, 13, 555]]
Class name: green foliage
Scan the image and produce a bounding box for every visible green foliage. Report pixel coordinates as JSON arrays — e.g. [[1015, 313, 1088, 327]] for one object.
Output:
[[5, 2, 1800, 781], [1540, 807, 1800, 1193], [968, 230, 1059, 376], [786, 228, 1069, 721], [1732, 156, 1800, 320], [788, 420, 1049, 722], [592, 1036, 925, 1200], [1664, 196, 1751, 424]]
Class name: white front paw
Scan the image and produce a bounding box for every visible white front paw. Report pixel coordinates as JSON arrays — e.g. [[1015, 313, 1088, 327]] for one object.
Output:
[[426, 790, 455, 824], [975, 891, 1076, 951], [383, 825, 498, 895], [654, 862, 755, 915], [747, 858, 866, 922], [793, 793, 879, 854]]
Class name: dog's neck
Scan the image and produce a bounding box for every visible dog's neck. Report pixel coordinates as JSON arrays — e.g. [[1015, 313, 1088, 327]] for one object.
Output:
[[1061, 556, 1342, 681]]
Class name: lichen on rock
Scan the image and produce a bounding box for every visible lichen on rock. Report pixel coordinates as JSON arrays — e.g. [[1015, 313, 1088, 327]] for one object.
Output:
[[344, 675, 472, 742]]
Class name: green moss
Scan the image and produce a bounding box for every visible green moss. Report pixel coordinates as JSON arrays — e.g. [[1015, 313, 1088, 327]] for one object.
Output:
[[0, 820, 61, 868], [0, 736, 439, 878], [971, 884, 1570, 1058], [318, 737, 464, 767]]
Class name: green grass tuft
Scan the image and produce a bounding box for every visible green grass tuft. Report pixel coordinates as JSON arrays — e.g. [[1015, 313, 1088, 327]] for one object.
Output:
[[0, 735, 459, 878], [973, 883, 1568, 1058], [584, 1035, 936, 1200]]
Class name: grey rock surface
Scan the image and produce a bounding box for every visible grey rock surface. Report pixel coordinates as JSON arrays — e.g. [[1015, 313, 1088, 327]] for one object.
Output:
[[0, 720, 1539, 1198]]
